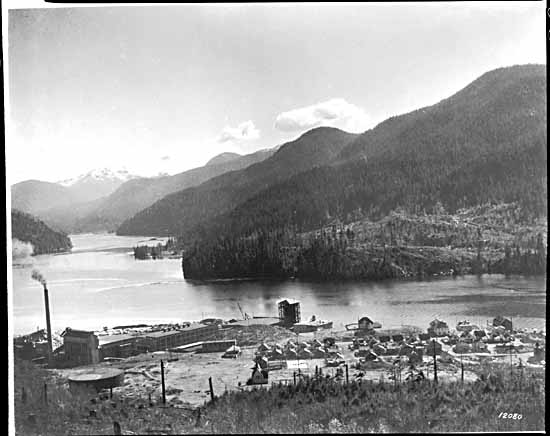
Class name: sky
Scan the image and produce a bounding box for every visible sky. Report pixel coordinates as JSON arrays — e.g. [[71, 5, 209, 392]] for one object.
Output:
[[5, 2, 546, 184]]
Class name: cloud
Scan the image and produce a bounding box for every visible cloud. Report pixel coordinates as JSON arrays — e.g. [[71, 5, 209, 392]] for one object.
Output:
[[218, 120, 260, 143], [274, 98, 373, 134]]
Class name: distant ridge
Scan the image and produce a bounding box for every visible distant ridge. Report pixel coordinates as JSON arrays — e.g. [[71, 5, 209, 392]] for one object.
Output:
[[206, 152, 242, 166], [117, 126, 358, 236], [20, 147, 276, 233]]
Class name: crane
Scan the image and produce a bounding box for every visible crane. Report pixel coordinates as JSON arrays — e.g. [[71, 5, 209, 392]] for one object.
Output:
[[237, 302, 250, 320]]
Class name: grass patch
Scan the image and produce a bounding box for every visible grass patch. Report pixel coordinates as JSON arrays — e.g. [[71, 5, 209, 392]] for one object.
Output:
[[13, 358, 544, 434]]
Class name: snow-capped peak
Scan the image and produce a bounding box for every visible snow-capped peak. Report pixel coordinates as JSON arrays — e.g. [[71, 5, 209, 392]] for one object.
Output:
[[58, 168, 140, 186]]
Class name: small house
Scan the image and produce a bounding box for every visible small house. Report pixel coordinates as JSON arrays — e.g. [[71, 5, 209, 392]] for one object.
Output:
[[286, 349, 298, 359], [222, 345, 241, 358], [531, 343, 545, 362], [269, 348, 284, 359], [323, 337, 336, 347], [453, 342, 471, 354], [459, 331, 475, 343], [246, 363, 268, 385], [473, 330, 487, 340], [373, 344, 387, 355], [257, 343, 271, 353], [362, 350, 378, 361], [399, 344, 415, 356], [310, 339, 323, 348], [427, 319, 450, 337], [378, 335, 391, 343], [493, 316, 513, 331], [392, 334, 404, 344], [471, 341, 488, 353], [298, 348, 313, 359], [311, 347, 327, 358], [255, 355, 269, 369], [354, 349, 372, 358], [385, 346, 400, 356], [297, 341, 309, 350], [358, 317, 374, 330]]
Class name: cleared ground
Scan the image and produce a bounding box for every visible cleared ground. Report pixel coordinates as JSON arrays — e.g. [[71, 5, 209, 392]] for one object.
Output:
[[57, 339, 519, 407]]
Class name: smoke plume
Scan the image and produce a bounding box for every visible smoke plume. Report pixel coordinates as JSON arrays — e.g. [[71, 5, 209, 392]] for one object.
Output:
[[12, 239, 34, 260], [31, 269, 47, 286]]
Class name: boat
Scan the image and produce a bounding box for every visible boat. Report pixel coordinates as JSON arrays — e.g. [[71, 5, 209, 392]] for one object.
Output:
[[292, 316, 333, 333]]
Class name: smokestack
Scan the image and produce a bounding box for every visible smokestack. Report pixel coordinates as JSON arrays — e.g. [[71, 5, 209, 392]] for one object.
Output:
[[32, 270, 53, 365]]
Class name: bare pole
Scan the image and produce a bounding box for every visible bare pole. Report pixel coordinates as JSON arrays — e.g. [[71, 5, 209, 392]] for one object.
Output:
[[509, 343, 513, 380], [161, 360, 166, 405], [432, 339, 438, 385], [460, 352, 464, 385], [208, 377, 215, 402]]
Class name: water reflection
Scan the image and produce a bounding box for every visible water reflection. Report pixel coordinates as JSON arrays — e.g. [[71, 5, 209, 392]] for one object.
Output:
[[11, 234, 546, 335]]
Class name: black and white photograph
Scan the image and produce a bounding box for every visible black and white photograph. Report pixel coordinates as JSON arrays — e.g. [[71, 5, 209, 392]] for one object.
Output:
[[5, 1, 546, 434]]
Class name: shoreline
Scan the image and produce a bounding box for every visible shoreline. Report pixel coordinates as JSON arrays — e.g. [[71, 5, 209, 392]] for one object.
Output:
[[183, 271, 546, 284]]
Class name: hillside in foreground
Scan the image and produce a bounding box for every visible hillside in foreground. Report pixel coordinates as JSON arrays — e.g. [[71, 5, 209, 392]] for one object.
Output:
[[13, 359, 544, 434], [11, 209, 72, 256]]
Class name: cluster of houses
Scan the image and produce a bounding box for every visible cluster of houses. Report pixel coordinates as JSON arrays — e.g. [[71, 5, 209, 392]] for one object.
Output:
[[253, 337, 339, 363], [345, 315, 545, 366]]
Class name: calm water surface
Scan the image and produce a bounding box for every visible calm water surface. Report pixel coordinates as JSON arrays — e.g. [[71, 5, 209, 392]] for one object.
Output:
[[11, 234, 546, 336]]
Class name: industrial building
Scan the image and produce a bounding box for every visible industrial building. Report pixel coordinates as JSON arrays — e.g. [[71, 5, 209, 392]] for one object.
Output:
[[99, 334, 139, 359], [278, 299, 301, 326], [136, 323, 218, 353], [61, 328, 100, 366]]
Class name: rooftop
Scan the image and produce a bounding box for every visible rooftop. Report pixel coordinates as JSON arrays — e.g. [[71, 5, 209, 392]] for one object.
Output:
[[278, 299, 300, 305], [98, 334, 139, 347], [62, 328, 97, 338], [144, 323, 214, 338]]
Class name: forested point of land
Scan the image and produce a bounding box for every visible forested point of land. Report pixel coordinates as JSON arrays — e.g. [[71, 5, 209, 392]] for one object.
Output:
[[182, 203, 547, 280], [11, 209, 72, 255]]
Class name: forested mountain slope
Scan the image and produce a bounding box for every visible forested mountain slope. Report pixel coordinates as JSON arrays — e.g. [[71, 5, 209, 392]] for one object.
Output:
[[11, 209, 72, 255], [189, 64, 546, 243], [181, 64, 547, 279], [117, 127, 358, 236]]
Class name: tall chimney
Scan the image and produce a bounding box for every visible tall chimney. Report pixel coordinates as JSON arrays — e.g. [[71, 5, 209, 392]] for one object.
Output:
[[43, 284, 53, 364]]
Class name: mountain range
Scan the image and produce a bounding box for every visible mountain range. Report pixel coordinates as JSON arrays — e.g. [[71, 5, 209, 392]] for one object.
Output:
[[180, 64, 546, 279], [10, 148, 275, 233], [10, 64, 547, 278], [117, 127, 358, 236], [120, 64, 547, 245]]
